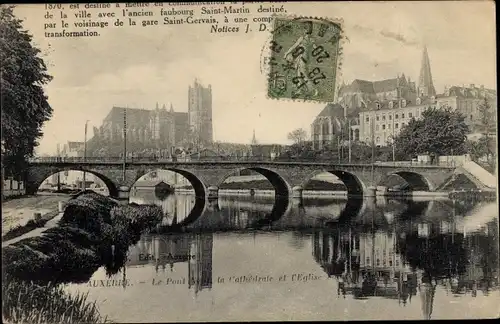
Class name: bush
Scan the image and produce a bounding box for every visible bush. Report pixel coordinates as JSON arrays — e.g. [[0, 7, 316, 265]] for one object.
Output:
[[2, 231, 101, 284], [60, 191, 118, 235], [3, 192, 164, 284]]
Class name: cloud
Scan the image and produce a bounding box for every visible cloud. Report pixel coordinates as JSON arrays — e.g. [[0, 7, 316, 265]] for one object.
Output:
[[380, 29, 419, 46], [351, 24, 375, 35]]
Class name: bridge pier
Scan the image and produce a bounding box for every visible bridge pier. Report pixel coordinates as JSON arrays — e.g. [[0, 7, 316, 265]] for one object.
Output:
[[207, 198, 220, 212], [364, 186, 377, 198], [292, 185, 303, 199], [117, 186, 130, 200], [207, 186, 219, 199]]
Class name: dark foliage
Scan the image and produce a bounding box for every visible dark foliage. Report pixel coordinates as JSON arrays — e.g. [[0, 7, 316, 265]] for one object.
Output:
[[2, 192, 163, 285], [393, 107, 469, 160], [1, 5, 53, 177]]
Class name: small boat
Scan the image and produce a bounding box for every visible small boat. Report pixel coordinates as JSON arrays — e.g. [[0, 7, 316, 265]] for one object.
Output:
[[154, 181, 174, 199]]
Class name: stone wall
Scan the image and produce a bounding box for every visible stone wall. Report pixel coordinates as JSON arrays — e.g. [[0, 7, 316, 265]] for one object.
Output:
[[25, 162, 456, 198]]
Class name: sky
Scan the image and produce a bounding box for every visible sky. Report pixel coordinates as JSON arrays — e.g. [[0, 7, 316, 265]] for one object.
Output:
[[13, 1, 497, 155]]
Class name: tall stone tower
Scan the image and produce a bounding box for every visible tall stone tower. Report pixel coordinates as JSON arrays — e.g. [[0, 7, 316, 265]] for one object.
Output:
[[417, 45, 436, 98], [188, 79, 213, 146]]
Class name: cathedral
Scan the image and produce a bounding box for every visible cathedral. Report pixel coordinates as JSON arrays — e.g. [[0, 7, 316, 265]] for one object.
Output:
[[311, 46, 437, 149], [92, 104, 188, 153], [91, 79, 213, 155]]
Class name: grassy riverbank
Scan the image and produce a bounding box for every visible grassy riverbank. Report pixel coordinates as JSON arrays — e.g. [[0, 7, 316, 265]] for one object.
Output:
[[1, 194, 71, 236], [2, 210, 59, 242], [2, 191, 163, 324]]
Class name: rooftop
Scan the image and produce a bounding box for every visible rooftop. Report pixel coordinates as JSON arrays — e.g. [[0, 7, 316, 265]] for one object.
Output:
[[441, 85, 497, 99], [103, 106, 187, 125], [340, 75, 412, 95]]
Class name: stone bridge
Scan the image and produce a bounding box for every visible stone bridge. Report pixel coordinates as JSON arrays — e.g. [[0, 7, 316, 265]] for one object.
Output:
[[25, 161, 456, 199]]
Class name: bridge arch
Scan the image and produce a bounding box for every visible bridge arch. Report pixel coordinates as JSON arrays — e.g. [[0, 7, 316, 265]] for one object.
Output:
[[128, 169, 207, 227], [28, 168, 119, 197], [131, 168, 208, 198], [384, 171, 434, 191], [216, 167, 291, 197], [301, 169, 366, 196]]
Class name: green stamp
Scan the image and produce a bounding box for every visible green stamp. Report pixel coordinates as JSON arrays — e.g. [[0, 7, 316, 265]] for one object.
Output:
[[267, 17, 343, 102]]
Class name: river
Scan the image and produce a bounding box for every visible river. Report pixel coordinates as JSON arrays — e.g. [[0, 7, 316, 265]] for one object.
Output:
[[63, 190, 499, 321]]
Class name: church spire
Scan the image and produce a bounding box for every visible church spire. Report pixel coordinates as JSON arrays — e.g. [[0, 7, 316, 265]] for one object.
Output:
[[251, 129, 257, 145], [418, 45, 436, 98]]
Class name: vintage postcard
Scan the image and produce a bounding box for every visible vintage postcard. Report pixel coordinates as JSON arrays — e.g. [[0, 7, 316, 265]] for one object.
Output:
[[1, 1, 498, 323]]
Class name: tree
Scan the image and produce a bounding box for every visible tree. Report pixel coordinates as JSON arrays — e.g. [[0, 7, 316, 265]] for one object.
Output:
[[477, 97, 494, 135], [465, 137, 497, 172], [465, 138, 489, 161], [393, 107, 469, 161], [476, 97, 496, 159], [1, 5, 53, 177], [287, 128, 308, 145]]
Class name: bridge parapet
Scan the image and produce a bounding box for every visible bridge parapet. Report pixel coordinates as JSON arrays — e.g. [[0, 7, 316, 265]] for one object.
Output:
[[28, 156, 459, 168]]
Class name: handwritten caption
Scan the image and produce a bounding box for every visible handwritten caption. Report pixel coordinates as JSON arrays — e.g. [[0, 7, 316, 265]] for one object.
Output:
[[43, 2, 288, 38]]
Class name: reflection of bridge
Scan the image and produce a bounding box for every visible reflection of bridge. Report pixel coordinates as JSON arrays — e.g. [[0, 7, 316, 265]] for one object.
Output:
[[184, 195, 459, 231], [26, 159, 455, 199]]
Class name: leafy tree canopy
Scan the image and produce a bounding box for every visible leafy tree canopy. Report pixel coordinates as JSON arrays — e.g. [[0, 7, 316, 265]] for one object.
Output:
[[1, 5, 53, 176], [393, 107, 469, 160]]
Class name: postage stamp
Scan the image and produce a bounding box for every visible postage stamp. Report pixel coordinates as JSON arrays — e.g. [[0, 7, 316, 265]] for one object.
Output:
[[266, 16, 343, 103]]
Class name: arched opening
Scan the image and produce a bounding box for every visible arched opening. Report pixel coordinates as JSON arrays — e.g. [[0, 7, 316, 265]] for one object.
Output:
[[380, 172, 432, 192], [36, 170, 115, 196], [217, 167, 290, 197], [211, 168, 291, 229], [303, 170, 365, 197], [322, 119, 330, 136], [128, 169, 205, 227]]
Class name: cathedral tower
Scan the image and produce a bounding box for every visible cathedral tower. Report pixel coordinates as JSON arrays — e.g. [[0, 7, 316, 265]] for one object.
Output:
[[188, 79, 213, 146], [417, 45, 436, 98]]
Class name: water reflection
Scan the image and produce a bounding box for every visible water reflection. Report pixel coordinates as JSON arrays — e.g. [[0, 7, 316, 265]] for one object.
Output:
[[63, 193, 498, 321], [129, 190, 494, 234], [127, 233, 214, 294], [129, 190, 205, 227]]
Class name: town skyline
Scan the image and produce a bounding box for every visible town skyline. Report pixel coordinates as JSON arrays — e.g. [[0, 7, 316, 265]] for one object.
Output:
[[14, 2, 496, 155]]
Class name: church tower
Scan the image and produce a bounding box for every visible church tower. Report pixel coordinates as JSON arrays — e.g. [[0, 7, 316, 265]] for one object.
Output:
[[417, 45, 436, 98], [251, 129, 258, 145], [188, 79, 213, 146]]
